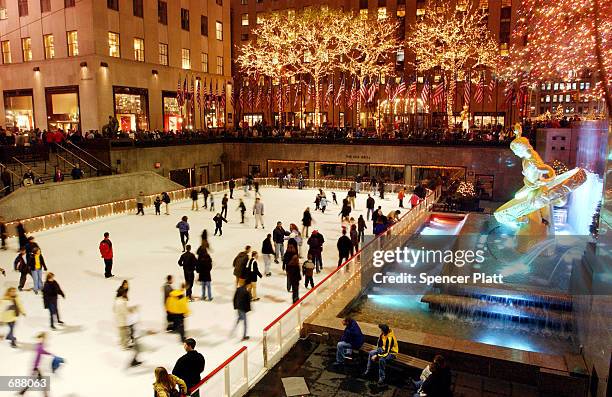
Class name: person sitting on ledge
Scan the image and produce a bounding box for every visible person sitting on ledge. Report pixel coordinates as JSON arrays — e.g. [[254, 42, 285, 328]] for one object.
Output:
[[363, 323, 398, 385], [334, 316, 364, 365], [414, 354, 452, 397]]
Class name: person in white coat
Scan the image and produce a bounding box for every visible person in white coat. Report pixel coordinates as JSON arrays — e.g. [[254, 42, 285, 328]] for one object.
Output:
[[253, 198, 264, 229], [113, 287, 138, 349]]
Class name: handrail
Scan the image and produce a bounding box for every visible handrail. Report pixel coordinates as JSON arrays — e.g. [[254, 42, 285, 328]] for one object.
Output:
[[65, 141, 114, 171], [0, 162, 21, 179], [263, 187, 435, 332], [56, 143, 98, 172], [11, 156, 42, 178], [186, 346, 247, 396], [55, 153, 75, 169]]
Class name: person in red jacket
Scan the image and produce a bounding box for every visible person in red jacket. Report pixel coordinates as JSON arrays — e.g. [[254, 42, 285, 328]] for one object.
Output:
[[99, 232, 114, 278]]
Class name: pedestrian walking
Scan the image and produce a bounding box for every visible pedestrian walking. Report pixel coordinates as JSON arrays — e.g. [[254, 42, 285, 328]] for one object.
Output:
[[302, 254, 315, 289], [153, 367, 188, 397], [154, 196, 162, 215], [201, 187, 210, 209], [337, 228, 354, 267], [245, 252, 263, 300], [29, 247, 47, 294], [229, 178, 236, 199], [99, 232, 114, 278], [307, 230, 325, 273], [172, 338, 205, 397], [232, 246, 251, 286], [273, 222, 290, 264], [212, 213, 227, 236], [162, 192, 171, 215], [42, 273, 65, 329], [166, 284, 190, 342], [237, 199, 246, 223], [302, 208, 312, 237], [176, 216, 190, 252], [358, 215, 367, 243], [261, 234, 274, 276], [253, 198, 264, 228], [366, 194, 375, 220], [178, 245, 197, 300], [232, 281, 251, 340], [190, 188, 199, 211], [196, 247, 213, 301], [2, 287, 25, 348], [136, 191, 145, 215], [221, 194, 229, 218]]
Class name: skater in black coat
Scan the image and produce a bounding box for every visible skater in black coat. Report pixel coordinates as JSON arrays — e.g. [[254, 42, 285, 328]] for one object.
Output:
[[172, 338, 205, 397], [336, 228, 354, 267], [229, 178, 236, 199], [178, 245, 197, 300], [196, 248, 213, 301], [301, 208, 312, 237], [42, 272, 65, 329], [213, 213, 227, 236]]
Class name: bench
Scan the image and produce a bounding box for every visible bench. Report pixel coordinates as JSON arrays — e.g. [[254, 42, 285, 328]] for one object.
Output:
[[360, 342, 429, 370]]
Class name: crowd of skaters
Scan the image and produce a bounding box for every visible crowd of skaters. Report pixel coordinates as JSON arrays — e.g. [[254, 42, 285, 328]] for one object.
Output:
[[0, 175, 431, 396]]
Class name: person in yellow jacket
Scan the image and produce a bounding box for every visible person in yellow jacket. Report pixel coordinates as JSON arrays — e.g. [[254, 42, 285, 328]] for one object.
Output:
[[2, 287, 25, 348], [165, 284, 190, 342], [363, 323, 398, 385]]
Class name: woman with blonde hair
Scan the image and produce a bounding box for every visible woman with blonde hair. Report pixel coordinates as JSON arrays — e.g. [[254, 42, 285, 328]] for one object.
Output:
[[2, 287, 25, 348], [153, 367, 187, 397]]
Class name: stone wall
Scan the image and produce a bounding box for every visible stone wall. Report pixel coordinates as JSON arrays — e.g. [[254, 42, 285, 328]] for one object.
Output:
[[0, 171, 182, 221]]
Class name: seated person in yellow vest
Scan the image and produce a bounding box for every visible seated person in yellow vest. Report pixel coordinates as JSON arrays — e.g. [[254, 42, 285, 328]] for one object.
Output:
[[363, 324, 398, 385]]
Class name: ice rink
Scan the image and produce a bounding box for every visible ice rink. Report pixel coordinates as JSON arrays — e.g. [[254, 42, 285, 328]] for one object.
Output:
[[0, 186, 400, 396]]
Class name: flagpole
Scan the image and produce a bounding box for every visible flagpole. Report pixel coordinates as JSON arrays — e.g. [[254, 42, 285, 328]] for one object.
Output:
[[331, 74, 335, 128], [495, 77, 498, 127]]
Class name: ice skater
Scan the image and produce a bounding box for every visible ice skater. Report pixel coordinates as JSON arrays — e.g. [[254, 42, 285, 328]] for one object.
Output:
[[178, 245, 197, 300], [232, 280, 251, 341], [154, 196, 162, 215], [190, 188, 199, 211], [176, 216, 190, 252], [221, 194, 229, 218], [162, 192, 171, 215], [212, 213, 227, 236], [237, 199, 246, 223], [261, 234, 274, 276], [273, 222, 290, 264], [201, 187, 210, 208], [18, 332, 57, 396], [253, 197, 264, 229], [209, 195, 215, 212], [172, 338, 205, 397], [42, 272, 65, 329], [196, 247, 213, 301], [2, 287, 25, 348], [229, 178, 236, 199], [136, 191, 145, 215], [301, 207, 312, 237], [99, 232, 114, 278], [303, 254, 315, 289]]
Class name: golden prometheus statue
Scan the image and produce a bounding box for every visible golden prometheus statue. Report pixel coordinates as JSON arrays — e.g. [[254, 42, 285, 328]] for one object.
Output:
[[494, 123, 587, 251]]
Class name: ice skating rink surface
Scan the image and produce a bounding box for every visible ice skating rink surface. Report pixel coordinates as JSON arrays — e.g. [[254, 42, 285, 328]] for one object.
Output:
[[0, 187, 399, 396]]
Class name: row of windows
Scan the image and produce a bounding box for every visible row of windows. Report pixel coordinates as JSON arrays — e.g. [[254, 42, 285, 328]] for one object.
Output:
[[540, 94, 590, 103], [0, 31, 78, 64], [540, 82, 591, 91], [1, 0, 76, 18], [107, 32, 224, 74]]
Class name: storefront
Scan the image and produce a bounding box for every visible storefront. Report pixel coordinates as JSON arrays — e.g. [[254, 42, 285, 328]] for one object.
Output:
[[315, 161, 345, 179], [162, 91, 184, 132], [3, 89, 35, 130], [45, 86, 80, 131], [268, 160, 309, 177], [113, 86, 149, 132], [369, 164, 405, 183], [473, 112, 506, 128], [242, 113, 263, 127], [411, 165, 465, 185]]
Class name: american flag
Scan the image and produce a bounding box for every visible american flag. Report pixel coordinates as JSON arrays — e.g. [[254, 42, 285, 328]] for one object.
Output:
[[449, 76, 456, 101], [367, 78, 379, 103], [306, 79, 312, 104], [518, 78, 529, 112], [325, 77, 334, 107], [208, 80, 213, 108], [359, 78, 368, 103], [335, 75, 345, 106], [248, 82, 254, 106], [196, 79, 201, 110], [385, 79, 393, 101], [183, 77, 188, 104], [190, 77, 195, 103], [474, 74, 484, 103], [420, 79, 430, 108], [284, 83, 290, 108], [347, 77, 357, 108], [407, 79, 417, 99], [393, 78, 406, 102], [464, 76, 471, 106], [432, 81, 445, 108], [229, 84, 235, 110], [294, 78, 300, 108], [275, 84, 281, 108], [220, 84, 226, 109], [504, 85, 515, 109], [177, 76, 183, 106], [488, 76, 495, 103]]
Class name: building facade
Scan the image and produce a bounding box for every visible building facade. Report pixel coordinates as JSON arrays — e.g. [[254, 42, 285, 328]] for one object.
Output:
[[0, 0, 234, 132], [230, 0, 521, 129]]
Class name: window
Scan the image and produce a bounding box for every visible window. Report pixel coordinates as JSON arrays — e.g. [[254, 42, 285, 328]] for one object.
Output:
[[108, 32, 120, 57], [377, 7, 387, 19], [572, 82, 577, 90], [216, 56, 223, 75], [67, 31, 78, 56], [215, 21, 223, 40], [216, 0, 222, 5], [241, 0, 247, 4], [159, 43, 168, 65], [43, 34, 54, 59], [416, 7, 425, 16], [107, 0, 119, 11], [201, 15, 208, 36], [499, 7, 511, 45], [585, 82, 590, 89], [360, 9, 368, 19], [565, 94, 571, 102], [181, 48, 191, 69], [181, 8, 190, 31], [21, 38, 32, 62], [540, 96, 544, 103], [65, 0, 75, 7], [579, 82, 585, 90], [201, 52, 208, 72], [240, 33, 249, 41], [553, 94, 557, 102], [396, 48, 404, 62], [256, 0, 262, 3], [559, 82, 565, 90], [547, 82, 552, 90], [256, 12, 264, 24], [0, 0, 7, 20], [133, 38, 144, 62], [241, 14, 249, 26], [40, 0, 51, 12], [540, 83, 546, 91], [1, 41, 11, 64], [545, 95, 550, 103], [158, 0, 167, 24], [133, 0, 143, 17], [553, 82, 559, 90], [499, 42, 509, 56], [18, 0, 28, 16], [397, 5, 405, 17]]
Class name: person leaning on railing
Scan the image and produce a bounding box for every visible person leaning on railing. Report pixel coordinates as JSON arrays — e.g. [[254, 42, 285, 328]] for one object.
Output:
[[153, 367, 187, 397]]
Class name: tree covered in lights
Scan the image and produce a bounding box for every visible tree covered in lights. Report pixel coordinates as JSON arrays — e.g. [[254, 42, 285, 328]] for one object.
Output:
[[503, 0, 611, 112], [405, 1, 500, 127]]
